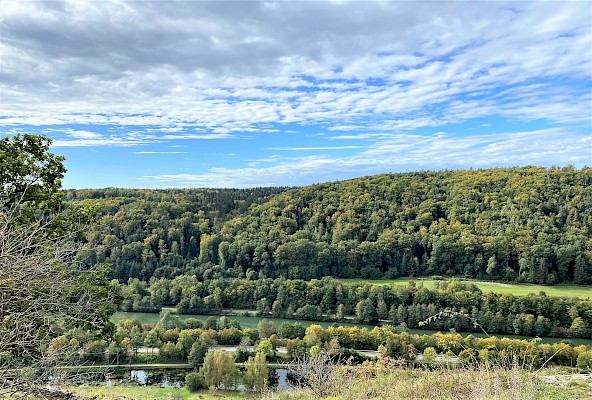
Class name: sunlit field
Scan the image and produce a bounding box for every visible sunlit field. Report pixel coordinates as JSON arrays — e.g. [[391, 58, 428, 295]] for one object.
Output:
[[337, 278, 591, 298]]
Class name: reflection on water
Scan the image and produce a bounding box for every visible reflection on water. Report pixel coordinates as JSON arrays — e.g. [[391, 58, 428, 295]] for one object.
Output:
[[103, 368, 289, 391], [275, 368, 289, 391], [130, 370, 182, 387], [105, 369, 185, 388]]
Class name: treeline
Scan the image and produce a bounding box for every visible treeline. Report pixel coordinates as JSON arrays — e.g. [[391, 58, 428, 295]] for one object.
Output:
[[118, 277, 592, 339], [70, 166, 592, 284], [50, 312, 592, 370]]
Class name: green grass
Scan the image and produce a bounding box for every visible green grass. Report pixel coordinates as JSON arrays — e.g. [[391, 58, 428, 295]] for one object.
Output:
[[111, 311, 374, 330], [73, 385, 247, 399], [336, 278, 592, 298]]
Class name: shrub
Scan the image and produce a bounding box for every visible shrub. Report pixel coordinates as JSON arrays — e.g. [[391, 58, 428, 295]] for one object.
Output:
[[577, 350, 592, 371], [458, 348, 478, 366], [184, 318, 203, 329], [423, 347, 437, 363], [185, 371, 206, 392]]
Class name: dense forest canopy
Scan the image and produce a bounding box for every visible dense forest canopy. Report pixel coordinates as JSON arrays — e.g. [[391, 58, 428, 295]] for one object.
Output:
[[66, 167, 592, 284], [67, 187, 289, 281], [69, 166, 592, 285]]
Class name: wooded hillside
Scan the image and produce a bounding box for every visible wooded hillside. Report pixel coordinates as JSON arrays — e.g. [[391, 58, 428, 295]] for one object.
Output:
[[69, 166, 592, 284]]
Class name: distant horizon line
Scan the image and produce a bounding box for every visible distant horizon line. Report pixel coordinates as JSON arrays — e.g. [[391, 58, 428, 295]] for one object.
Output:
[[62, 164, 588, 191]]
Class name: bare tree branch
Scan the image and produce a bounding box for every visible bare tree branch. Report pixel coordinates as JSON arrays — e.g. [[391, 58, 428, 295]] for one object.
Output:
[[286, 343, 350, 398], [0, 199, 118, 398]]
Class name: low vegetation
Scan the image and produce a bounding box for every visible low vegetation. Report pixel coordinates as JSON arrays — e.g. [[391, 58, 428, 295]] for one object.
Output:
[[338, 278, 592, 298], [68, 363, 592, 400], [72, 385, 246, 399], [265, 363, 591, 400]]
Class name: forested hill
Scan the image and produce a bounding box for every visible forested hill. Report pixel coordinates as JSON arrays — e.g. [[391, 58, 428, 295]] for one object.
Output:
[[66, 187, 290, 281], [69, 166, 592, 284]]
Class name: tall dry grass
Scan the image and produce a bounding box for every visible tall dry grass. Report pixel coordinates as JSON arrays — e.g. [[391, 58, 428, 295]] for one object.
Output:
[[266, 358, 542, 400]]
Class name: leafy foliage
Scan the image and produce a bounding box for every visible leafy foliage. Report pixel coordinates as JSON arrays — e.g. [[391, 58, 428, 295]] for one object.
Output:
[[70, 167, 592, 284], [66, 186, 288, 281], [0, 134, 66, 214], [244, 351, 268, 392], [125, 277, 592, 338]]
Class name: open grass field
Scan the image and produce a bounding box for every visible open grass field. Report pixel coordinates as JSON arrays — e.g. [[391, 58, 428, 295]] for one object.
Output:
[[72, 385, 246, 399], [111, 311, 374, 330], [336, 278, 592, 298]]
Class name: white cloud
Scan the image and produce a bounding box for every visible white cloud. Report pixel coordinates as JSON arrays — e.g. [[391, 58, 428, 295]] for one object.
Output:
[[161, 133, 232, 140], [2, 0, 590, 188], [142, 128, 591, 188], [57, 129, 104, 139], [327, 133, 397, 140], [51, 138, 149, 147], [0, 0, 589, 137], [132, 151, 189, 154], [268, 146, 363, 151]]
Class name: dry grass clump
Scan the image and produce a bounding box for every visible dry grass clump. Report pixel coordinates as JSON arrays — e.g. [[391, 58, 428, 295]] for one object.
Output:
[[265, 358, 541, 400]]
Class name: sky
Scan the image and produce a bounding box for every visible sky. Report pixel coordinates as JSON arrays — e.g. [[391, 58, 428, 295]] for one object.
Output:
[[1, 0, 591, 189]]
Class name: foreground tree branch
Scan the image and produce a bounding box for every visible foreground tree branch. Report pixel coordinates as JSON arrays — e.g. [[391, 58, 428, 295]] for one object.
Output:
[[0, 202, 121, 398], [286, 344, 349, 398]]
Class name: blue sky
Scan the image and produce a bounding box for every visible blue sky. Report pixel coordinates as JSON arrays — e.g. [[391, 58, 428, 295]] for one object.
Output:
[[1, 1, 591, 188]]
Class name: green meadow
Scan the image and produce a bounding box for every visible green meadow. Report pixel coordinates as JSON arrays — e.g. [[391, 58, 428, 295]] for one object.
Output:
[[111, 311, 374, 330], [336, 278, 591, 298], [73, 386, 245, 399]]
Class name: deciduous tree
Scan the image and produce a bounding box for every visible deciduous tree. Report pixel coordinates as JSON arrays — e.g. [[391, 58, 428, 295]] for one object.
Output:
[[243, 351, 268, 392]]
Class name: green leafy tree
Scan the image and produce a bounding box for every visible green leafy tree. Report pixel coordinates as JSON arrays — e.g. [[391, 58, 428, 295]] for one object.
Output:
[[80, 340, 107, 362], [335, 303, 345, 320], [377, 299, 388, 320], [577, 350, 592, 371], [144, 329, 162, 355], [356, 298, 377, 324], [255, 339, 274, 357], [0, 134, 66, 214], [188, 340, 209, 367], [156, 310, 183, 331], [204, 316, 218, 330], [243, 352, 268, 392], [278, 322, 306, 339], [201, 350, 238, 389], [257, 319, 277, 339], [573, 255, 590, 284], [571, 317, 590, 338], [160, 341, 182, 361]]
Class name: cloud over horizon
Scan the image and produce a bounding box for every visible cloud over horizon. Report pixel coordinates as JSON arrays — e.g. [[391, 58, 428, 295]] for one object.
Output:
[[1, 0, 590, 188]]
